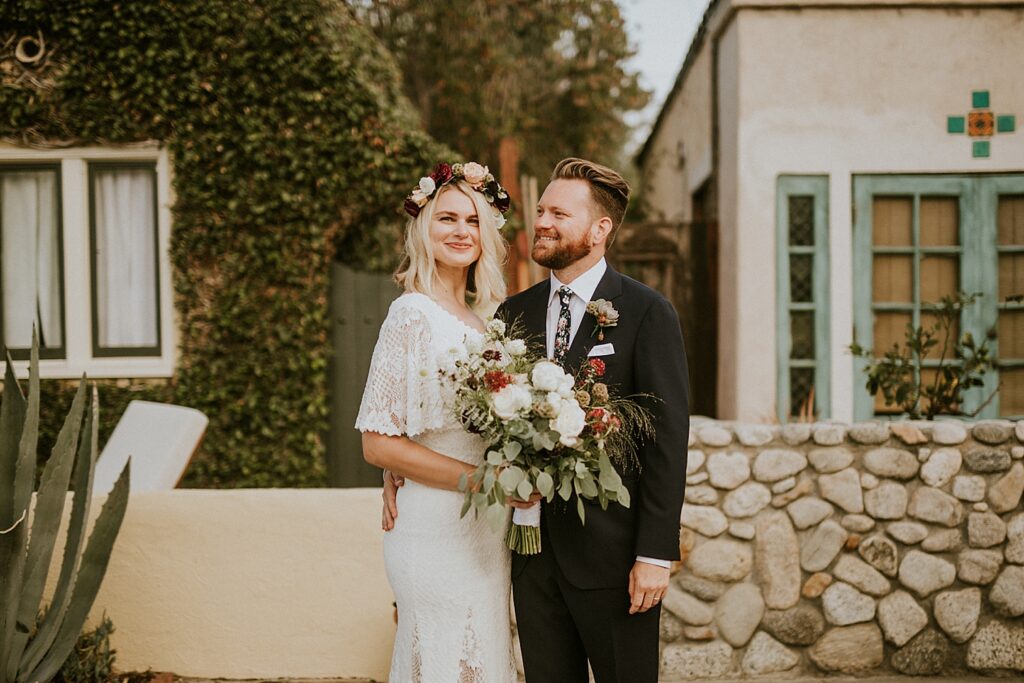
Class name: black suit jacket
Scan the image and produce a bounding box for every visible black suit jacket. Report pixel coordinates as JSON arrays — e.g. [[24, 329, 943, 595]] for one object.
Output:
[[496, 265, 690, 589]]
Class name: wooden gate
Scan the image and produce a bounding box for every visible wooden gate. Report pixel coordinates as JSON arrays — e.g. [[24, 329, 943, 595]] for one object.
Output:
[[326, 262, 401, 487]]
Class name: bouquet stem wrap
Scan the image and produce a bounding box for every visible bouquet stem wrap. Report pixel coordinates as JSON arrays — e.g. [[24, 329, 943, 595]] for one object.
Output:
[[508, 504, 542, 554]]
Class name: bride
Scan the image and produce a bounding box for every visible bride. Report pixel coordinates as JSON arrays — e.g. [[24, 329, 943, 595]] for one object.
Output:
[[355, 162, 517, 682]]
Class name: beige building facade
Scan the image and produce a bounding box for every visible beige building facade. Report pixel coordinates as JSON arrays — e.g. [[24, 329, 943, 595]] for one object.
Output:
[[639, 0, 1024, 422]]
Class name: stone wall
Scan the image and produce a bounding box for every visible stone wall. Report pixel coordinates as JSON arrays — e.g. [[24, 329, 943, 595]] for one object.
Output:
[[657, 419, 1024, 679]]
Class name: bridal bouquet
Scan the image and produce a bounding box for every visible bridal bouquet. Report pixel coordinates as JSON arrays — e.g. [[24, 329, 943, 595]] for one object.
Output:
[[438, 318, 651, 554]]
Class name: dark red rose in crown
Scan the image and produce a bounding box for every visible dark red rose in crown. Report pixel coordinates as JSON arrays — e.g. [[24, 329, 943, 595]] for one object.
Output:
[[494, 191, 511, 214], [404, 197, 422, 217], [588, 358, 606, 377], [431, 162, 453, 186]]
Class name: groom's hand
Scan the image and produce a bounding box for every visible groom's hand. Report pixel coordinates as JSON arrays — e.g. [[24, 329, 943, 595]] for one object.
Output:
[[508, 492, 543, 509], [628, 561, 670, 614], [381, 469, 405, 531]]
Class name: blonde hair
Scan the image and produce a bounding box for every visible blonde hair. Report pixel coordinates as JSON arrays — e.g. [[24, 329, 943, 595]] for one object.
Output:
[[394, 180, 507, 312]]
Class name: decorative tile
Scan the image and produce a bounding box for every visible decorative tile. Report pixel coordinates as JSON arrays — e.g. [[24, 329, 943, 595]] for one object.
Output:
[[997, 115, 1016, 133], [969, 111, 995, 137], [947, 116, 965, 134], [972, 90, 990, 108], [972, 140, 990, 158]]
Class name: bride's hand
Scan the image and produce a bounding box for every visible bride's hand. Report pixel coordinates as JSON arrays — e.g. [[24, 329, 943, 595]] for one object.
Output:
[[382, 469, 405, 531], [508, 492, 542, 509]]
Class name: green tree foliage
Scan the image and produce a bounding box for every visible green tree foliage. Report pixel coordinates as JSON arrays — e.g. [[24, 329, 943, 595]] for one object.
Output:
[[1, 0, 447, 486], [348, 0, 650, 178]]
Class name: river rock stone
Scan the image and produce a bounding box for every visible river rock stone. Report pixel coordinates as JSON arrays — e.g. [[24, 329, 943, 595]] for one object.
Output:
[[973, 420, 1014, 445], [729, 521, 755, 539], [822, 581, 876, 625], [891, 422, 928, 445], [989, 565, 1024, 617], [771, 477, 796, 494], [787, 497, 833, 530], [1007, 512, 1024, 564], [934, 587, 981, 643], [808, 447, 854, 473], [813, 423, 846, 446], [864, 481, 908, 520], [808, 623, 884, 673], [1017, 420, 1024, 442], [920, 447, 962, 487], [908, 486, 964, 527], [953, 474, 986, 501], [740, 631, 799, 675], [681, 505, 729, 537], [833, 554, 891, 596], [801, 520, 848, 572], [685, 484, 718, 505], [735, 423, 774, 447], [707, 451, 750, 490], [931, 420, 967, 445], [887, 521, 928, 544], [698, 424, 733, 447], [858, 534, 899, 576], [660, 640, 734, 679], [1014, 445, 1024, 459], [663, 585, 714, 625], [860, 472, 879, 489], [802, 572, 832, 598], [957, 549, 1003, 585], [819, 468, 864, 513], [847, 421, 890, 445], [968, 511, 1007, 548], [965, 448, 1012, 473], [686, 449, 706, 475], [660, 611, 685, 642], [722, 482, 771, 518], [772, 478, 813, 507], [988, 463, 1024, 513], [762, 605, 825, 646], [682, 625, 717, 641], [899, 550, 955, 597], [921, 529, 960, 554], [841, 514, 875, 533], [877, 590, 927, 646], [687, 539, 752, 582], [863, 448, 919, 479], [687, 472, 709, 485], [753, 449, 807, 483], [966, 620, 1024, 673], [676, 572, 728, 602], [755, 512, 801, 609], [892, 629, 953, 676], [781, 422, 812, 445], [715, 583, 764, 646]]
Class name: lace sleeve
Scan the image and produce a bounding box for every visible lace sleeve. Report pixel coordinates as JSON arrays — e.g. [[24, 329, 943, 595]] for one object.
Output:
[[354, 299, 445, 437]]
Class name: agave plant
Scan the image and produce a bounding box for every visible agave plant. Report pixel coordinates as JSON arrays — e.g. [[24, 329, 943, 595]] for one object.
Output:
[[0, 329, 130, 683]]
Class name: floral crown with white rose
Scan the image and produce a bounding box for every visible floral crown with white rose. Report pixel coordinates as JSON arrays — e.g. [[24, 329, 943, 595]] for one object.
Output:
[[404, 162, 512, 224]]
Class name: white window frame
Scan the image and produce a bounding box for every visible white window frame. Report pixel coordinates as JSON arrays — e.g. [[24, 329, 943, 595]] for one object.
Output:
[[0, 143, 176, 379]]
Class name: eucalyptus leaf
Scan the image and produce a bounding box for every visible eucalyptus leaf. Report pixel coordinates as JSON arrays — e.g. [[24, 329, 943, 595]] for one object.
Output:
[[498, 466, 525, 492], [535, 471, 554, 498]]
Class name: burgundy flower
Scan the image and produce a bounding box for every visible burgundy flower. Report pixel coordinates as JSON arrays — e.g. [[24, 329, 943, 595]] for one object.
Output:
[[494, 192, 511, 214], [431, 162, 453, 186], [404, 197, 422, 217]]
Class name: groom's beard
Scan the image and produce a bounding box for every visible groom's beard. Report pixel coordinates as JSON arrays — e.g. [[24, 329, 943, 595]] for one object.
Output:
[[532, 232, 592, 271]]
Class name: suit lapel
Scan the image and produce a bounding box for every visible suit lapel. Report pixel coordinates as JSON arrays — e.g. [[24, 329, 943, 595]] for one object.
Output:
[[563, 266, 624, 370], [518, 281, 550, 357]]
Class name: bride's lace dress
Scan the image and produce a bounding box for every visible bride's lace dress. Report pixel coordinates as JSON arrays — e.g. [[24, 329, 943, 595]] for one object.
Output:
[[355, 292, 516, 683]]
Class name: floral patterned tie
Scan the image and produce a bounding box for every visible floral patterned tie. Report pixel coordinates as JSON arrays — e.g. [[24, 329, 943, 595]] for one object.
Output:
[[553, 286, 573, 363]]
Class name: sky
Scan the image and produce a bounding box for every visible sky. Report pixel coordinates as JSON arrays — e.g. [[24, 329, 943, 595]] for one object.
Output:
[[619, 0, 711, 154]]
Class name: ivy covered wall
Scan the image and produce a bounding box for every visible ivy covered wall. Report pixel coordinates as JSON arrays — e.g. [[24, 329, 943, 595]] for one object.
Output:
[[0, 0, 446, 486]]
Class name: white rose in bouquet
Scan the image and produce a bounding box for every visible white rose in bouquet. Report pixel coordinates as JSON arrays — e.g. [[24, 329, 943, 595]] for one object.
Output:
[[486, 318, 506, 336], [507, 339, 527, 356], [550, 400, 586, 447], [418, 176, 436, 195], [463, 162, 489, 186], [491, 383, 533, 420], [532, 361, 571, 392]]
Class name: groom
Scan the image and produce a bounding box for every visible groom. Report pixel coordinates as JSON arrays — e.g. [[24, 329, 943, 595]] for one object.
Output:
[[498, 158, 688, 682], [384, 158, 689, 682]]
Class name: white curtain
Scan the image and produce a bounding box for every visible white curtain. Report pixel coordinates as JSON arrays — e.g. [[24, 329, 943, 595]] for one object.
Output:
[[1, 170, 62, 350], [94, 168, 158, 349]]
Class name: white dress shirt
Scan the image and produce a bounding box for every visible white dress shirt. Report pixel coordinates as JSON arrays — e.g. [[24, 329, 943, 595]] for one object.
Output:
[[543, 258, 671, 570]]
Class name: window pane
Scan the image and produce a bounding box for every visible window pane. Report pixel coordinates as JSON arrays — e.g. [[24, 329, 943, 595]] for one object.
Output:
[[873, 254, 913, 302], [998, 310, 1024, 359], [789, 367, 814, 417], [791, 311, 815, 359], [997, 195, 1024, 245], [874, 310, 911, 353], [788, 196, 814, 246], [790, 254, 813, 302], [998, 254, 1024, 300], [1, 169, 63, 351], [920, 197, 959, 246], [999, 367, 1024, 416], [919, 255, 959, 303], [93, 166, 159, 350], [873, 197, 912, 246]]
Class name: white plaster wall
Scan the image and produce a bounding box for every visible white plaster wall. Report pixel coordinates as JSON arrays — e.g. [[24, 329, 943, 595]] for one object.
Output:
[[735, 6, 1024, 422], [45, 489, 395, 680]]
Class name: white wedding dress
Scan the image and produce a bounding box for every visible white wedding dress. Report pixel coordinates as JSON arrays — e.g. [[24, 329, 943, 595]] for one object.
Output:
[[355, 292, 516, 683]]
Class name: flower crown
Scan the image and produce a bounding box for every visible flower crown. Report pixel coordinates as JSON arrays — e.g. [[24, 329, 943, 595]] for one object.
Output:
[[404, 162, 512, 224]]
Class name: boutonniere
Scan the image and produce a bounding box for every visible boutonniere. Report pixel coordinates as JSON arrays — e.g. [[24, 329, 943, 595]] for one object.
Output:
[[586, 299, 619, 341]]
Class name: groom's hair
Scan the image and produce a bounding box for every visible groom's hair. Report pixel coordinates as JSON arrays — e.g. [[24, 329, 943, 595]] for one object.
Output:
[[551, 157, 631, 244]]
